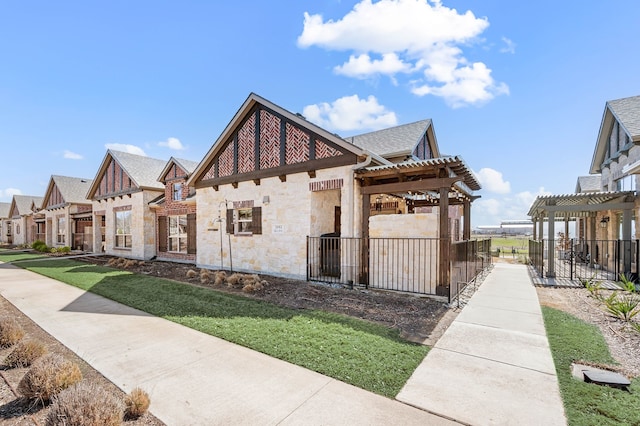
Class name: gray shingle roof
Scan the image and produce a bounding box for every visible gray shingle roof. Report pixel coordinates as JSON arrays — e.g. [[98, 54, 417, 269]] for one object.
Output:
[[608, 95, 640, 139], [174, 158, 199, 174], [109, 150, 166, 190], [347, 119, 432, 158], [11, 195, 43, 217], [575, 175, 602, 193], [0, 202, 10, 218], [50, 175, 93, 205]]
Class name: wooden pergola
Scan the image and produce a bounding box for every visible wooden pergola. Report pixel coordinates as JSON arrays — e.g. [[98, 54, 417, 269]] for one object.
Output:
[[527, 191, 635, 276], [355, 156, 481, 296]]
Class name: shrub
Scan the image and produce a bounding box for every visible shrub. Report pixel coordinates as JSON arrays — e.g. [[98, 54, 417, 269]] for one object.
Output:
[[0, 317, 25, 347], [18, 353, 83, 401], [4, 339, 48, 367], [124, 387, 150, 419], [242, 283, 255, 293], [604, 292, 640, 322], [186, 269, 198, 278], [46, 381, 124, 426], [227, 273, 242, 287], [32, 240, 46, 251], [214, 270, 226, 286], [59, 246, 71, 254]]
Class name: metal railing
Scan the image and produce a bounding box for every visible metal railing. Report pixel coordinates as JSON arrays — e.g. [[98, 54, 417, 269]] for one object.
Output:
[[307, 236, 492, 301], [530, 238, 639, 282], [450, 239, 492, 301]]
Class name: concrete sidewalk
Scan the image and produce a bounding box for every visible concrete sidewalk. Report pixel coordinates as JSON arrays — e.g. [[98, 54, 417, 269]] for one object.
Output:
[[397, 262, 567, 426], [0, 263, 455, 426]]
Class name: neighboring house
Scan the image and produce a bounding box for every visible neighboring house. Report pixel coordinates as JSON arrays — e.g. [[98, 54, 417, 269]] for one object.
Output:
[[150, 157, 199, 263], [529, 94, 640, 278], [187, 93, 480, 296], [86, 150, 166, 260], [41, 175, 94, 250], [0, 202, 11, 244], [8, 195, 44, 246]]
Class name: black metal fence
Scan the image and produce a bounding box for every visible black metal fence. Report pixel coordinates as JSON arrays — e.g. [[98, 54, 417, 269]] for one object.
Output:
[[529, 239, 639, 282], [450, 239, 492, 301], [307, 236, 491, 301]]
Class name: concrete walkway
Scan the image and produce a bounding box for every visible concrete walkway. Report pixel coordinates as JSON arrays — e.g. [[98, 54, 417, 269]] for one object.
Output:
[[0, 261, 567, 425], [397, 262, 567, 425], [0, 262, 455, 426]]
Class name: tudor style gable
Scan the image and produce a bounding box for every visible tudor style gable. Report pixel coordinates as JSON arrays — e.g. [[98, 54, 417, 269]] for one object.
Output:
[[92, 155, 137, 199], [191, 94, 363, 188]]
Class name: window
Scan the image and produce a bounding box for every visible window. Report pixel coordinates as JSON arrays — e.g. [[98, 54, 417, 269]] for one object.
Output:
[[172, 183, 183, 201], [115, 210, 132, 248], [57, 217, 66, 244], [169, 215, 188, 252], [616, 175, 636, 192], [226, 207, 262, 235]]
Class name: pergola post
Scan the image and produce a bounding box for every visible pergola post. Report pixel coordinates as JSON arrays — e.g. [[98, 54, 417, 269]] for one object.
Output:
[[463, 199, 471, 240], [361, 193, 370, 286], [547, 212, 555, 277], [437, 185, 450, 296], [538, 217, 544, 242], [532, 217, 537, 240], [623, 208, 632, 274], [589, 215, 596, 268]]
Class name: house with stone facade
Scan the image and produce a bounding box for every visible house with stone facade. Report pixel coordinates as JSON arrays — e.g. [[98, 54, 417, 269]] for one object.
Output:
[[8, 195, 43, 246], [529, 94, 640, 279], [0, 202, 11, 245], [150, 157, 199, 263], [86, 150, 166, 260], [41, 175, 94, 250], [187, 93, 481, 296]]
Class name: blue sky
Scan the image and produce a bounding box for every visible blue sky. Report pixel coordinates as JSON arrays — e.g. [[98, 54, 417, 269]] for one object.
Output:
[[1, 0, 639, 227]]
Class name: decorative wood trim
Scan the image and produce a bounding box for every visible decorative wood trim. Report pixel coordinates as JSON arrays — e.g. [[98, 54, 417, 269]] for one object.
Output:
[[279, 175, 286, 182], [253, 179, 261, 186], [231, 182, 238, 189], [309, 178, 344, 192], [195, 155, 357, 189], [308, 170, 316, 178]]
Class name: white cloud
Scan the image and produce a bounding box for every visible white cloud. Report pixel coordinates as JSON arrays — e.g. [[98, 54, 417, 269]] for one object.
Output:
[[158, 137, 185, 151], [298, 0, 508, 107], [334, 53, 412, 79], [472, 187, 552, 226], [500, 37, 516, 54], [105, 143, 146, 156], [303, 94, 398, 132], [0, 188, 22, 201], [475, 167, 511, 194], [63, 150, 83, 160]]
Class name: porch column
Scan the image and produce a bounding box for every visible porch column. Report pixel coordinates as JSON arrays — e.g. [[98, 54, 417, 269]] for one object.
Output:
[[623, 208, 632, 274], [438, 186, 450, 296], [463, 200, 471, 240], [538, 215, 544, 242], [589, 215, 596, 268], [532, 217, 537, 240], [361, 193, 370, 286], [547, 212, 555, 277], [564, 218, 569, 240]]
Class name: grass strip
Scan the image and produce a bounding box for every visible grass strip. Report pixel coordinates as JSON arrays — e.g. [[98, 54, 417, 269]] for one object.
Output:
[[0, 251, 48, 263], [16, 258, 429, 398], [542, 306, 639, 425]]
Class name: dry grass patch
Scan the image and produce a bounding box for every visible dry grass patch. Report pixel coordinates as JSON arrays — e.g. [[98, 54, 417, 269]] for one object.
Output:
[[4, 338, 48, 367], [0, 317, 25, 347], [124, 387, 150, 419], [46, 381, 124, 426], [18, 353, 83, 402]]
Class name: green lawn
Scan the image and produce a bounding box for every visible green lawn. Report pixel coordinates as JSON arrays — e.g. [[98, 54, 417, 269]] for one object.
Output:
[[542, 307, 640, 425], [14, 258, 429, 398], [0, 251, 48, 263]]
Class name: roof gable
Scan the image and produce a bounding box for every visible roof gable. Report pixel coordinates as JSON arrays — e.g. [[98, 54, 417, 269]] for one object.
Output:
[[43, 175, 93, 209], [575, 175, 601, 193], [591, 95, 640, 173], [0, 202, 10, 218], [189, 93, 364, 187], [159, 157, 199, 183], [87, 150, 166, 199], [9, 195, 43, 218], [348, 119, 440, 161]]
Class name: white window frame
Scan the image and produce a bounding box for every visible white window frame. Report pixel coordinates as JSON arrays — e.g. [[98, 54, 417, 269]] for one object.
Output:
[[235, 208, 252, 235], [172, 183, 183, 201], [168, 215, 188, 253], [115, 210, 132, 248]]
